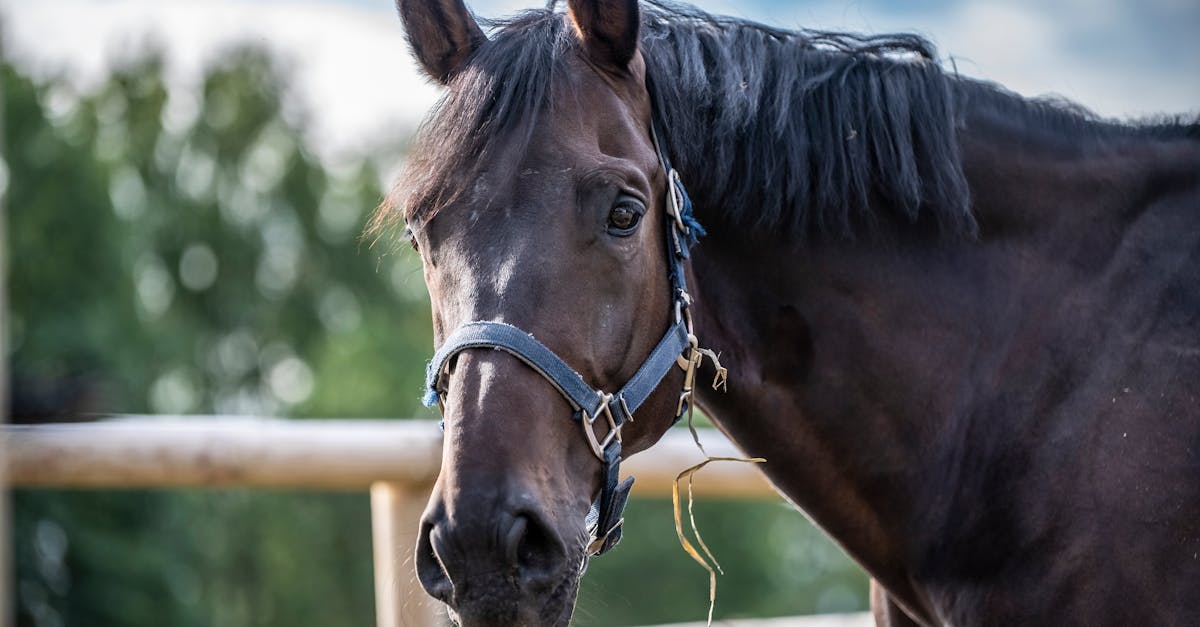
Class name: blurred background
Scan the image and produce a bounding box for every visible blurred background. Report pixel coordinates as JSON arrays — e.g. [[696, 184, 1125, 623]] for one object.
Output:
[[2, 1, 1197, 626]]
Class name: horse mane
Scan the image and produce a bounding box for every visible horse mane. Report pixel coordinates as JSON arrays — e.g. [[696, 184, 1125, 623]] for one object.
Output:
[[638, 2, 973, 237], [376, 1, 1196, 241]]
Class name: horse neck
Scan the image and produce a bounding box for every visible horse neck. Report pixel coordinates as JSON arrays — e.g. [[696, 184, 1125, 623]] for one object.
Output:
[[684, 103, 1200, 615]]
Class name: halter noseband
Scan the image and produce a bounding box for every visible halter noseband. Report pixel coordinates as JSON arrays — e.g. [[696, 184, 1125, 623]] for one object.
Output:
[[422, 107, 717, 556]]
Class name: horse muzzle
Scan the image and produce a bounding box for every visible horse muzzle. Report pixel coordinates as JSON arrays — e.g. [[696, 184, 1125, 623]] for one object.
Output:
[[416, 493, 584, 626]]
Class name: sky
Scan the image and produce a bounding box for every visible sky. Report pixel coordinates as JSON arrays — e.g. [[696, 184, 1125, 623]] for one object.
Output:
[[3, 0, 1198, 162]]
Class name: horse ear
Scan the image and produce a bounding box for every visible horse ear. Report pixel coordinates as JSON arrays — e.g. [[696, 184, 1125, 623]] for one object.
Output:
[[567, 0, 641, 72], [396, 0, 486, 85]]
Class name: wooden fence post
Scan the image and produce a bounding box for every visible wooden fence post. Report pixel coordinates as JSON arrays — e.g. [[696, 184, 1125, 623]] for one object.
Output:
[[1, 85, 13, 627], [371, 481, 443, 627]]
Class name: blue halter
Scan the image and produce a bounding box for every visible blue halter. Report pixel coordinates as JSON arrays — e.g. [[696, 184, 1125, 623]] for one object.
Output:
[[423, 111, 706, 556]]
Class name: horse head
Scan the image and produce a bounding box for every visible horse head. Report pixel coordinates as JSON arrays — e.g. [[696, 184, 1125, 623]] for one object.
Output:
[[390, 1, 693, 623]]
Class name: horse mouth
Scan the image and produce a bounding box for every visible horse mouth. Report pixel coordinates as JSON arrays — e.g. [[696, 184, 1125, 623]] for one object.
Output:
[[441, 563, 582, 627], [540, 569, 583, 627], [444, 595, 577, 627]]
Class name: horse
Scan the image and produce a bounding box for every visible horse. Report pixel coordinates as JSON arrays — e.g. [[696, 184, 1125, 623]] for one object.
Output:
[[374, 0, 1200, 625]]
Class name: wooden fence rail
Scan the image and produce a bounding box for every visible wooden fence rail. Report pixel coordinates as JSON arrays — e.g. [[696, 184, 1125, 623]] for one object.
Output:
[[4, 416, 792, 627], [5, 417, 776, 497]]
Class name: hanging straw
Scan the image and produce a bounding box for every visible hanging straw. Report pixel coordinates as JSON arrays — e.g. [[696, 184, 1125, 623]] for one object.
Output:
[[671, 394, 765, 626]]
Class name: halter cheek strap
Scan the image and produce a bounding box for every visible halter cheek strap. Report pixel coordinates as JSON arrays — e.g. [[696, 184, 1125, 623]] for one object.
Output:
[[422, 108, 720, 556]]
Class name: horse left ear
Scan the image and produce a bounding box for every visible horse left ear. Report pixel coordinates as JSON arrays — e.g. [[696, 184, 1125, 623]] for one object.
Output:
[[396, 0, 486, 85], [567, 0, 640, 72]]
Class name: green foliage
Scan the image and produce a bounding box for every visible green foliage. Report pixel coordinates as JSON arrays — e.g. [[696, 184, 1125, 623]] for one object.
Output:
[[7, 49, 430, 419], [14, 490, 374, 627], [576, 495, 868, 625], [6, 48, 867, 627], [7, 47, 424, 627]]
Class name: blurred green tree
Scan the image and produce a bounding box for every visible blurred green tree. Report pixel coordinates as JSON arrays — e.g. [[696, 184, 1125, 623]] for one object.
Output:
[[6, 47, 866, 627], [7, 47, 423, 627]]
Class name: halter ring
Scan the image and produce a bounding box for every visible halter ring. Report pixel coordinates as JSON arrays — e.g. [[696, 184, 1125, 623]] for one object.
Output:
[[581, 392, 622, 460]]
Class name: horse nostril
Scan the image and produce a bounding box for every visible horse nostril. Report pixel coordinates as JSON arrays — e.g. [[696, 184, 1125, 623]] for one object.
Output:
[[506, 512, 566, 591], [504, 515, 528, 569], [416, 520, 454, 604]]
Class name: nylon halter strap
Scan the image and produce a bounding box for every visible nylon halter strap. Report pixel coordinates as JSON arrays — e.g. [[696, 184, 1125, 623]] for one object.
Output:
[[422, 110, 719, 557]]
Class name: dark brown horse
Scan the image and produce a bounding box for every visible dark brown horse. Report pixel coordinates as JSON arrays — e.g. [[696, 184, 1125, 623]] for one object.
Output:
[[376, 1, 1200, 625]]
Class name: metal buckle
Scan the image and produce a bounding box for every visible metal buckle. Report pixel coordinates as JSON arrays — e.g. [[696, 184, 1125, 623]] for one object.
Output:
[[586, 516, 625, 555], [665, 169, 688, 234], [674, 333, 728, 417], [581, 392, 622, 460], [673, 290, 693, 326], [675, 334, 701, 416]]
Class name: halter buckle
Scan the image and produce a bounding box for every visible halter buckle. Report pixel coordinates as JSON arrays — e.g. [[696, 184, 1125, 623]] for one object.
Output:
[[586, 517, 625, 555], [666, 169, 689, 234], [581, 392, 622, 460], [674, 334, 728, 416], [675, 334, 701, 417]]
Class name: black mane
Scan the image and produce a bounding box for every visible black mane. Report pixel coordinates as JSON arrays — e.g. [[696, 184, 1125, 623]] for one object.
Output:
[[639, 2, 972, 237], [382, 1, 1197, 239]]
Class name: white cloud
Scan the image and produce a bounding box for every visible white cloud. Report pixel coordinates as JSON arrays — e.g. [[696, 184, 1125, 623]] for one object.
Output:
[[748, 0, 1199, 118], [2, 0, 442, 162], [2, 0, 1195, 166], [926, 0, 1198, 118]]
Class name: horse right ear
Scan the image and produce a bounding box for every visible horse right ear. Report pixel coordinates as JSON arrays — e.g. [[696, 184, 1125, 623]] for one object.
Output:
[[396, 0, 486, 85], [567, 0, 640, 72]]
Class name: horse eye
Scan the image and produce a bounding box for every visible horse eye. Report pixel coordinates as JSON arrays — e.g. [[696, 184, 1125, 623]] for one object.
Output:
[[403, 227, 420, 252], [606, 199, 644, 236]]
